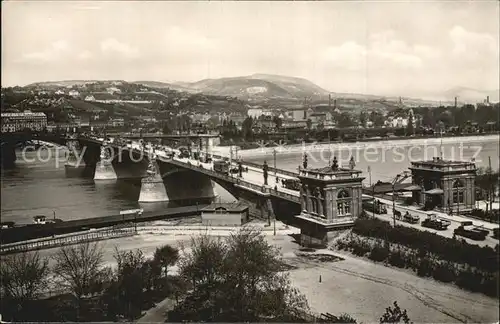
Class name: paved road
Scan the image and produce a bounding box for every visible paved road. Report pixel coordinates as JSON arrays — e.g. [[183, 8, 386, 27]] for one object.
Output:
[[364, 198, 499, 248]]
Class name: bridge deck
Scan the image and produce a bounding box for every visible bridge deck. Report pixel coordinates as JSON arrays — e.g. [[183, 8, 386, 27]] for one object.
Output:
[[122, 140, 302, 203]]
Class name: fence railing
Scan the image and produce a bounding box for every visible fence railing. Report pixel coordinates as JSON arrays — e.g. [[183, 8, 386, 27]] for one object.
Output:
[[1, 226, 136, 255]]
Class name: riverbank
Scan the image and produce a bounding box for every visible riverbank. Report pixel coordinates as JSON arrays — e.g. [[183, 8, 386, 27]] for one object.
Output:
[[211, 134, 500, 157]]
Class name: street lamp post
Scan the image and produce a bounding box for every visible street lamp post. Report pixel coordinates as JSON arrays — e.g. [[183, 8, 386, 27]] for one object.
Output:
[[273, 149, 277, 182], [273, 216, 276, 236], [392, 182, 397, 226]]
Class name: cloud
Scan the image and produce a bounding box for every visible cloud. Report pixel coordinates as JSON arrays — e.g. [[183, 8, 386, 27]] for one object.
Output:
[[100, 38, 140, 59], [323, 41, 367, 70], [322, 30, 443, 71], [19, 40, 70, 62], [162, 26, 217, 57], [77, 50, 93, 60], [450, 25, 498, 60]]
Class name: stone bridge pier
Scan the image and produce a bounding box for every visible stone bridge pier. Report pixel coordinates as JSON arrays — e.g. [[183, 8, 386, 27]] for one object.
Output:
[[94, 144, 118, 180], [138, 156, 168, 202]]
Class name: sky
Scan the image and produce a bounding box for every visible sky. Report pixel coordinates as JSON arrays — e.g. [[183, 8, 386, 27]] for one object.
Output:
[[2, 1, 499, 97]]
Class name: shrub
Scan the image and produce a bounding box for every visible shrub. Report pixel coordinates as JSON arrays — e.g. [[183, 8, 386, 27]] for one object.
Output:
[[353, 218, 498, 273], [481, 272, 499, 298], [388, 251, 406, 268], [432, 262, 456, 283], [456, 269, 483, 292], [416, 257, 432, 277]]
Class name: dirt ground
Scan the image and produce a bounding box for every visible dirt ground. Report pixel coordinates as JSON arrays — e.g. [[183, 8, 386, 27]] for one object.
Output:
[[37, 230, 499, 323]]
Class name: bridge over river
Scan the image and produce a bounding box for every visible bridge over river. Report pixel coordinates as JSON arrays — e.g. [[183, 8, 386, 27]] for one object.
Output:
[[81, 135, 304, 221]]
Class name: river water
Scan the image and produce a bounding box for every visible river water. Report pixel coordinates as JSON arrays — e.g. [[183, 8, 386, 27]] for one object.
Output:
[[1, 136, 498, 225]]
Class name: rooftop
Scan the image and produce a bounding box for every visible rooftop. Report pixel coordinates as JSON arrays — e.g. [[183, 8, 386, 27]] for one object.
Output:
[[411, 157, 476, 167], [201, 202, 249, 213], [1, 112, 47, 117]]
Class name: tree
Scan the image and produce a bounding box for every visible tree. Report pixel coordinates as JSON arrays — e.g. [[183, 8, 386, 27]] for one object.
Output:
[[171, 229, 310, 322], [370, 111, 385, 127], [104, 248, 147, 320], [0, 251, 50, 319], [52, 242, 106, 318], [359, 111, 368, 127], [153, 244, 180, 279], [380, 301, 411, 323], [242, 117, 254, 140], [406, 113, 414, 136], [273, 116, 283, 130]]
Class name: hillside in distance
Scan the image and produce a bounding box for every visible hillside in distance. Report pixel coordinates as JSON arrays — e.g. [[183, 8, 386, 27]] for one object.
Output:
[[172, 73, 331, 99], [25, 80, 125, 88], [133, 81, 197, 93]]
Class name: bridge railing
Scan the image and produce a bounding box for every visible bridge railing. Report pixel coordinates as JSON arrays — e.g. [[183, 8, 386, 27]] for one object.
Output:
[[209, 153, 298, 178], [166, 157, 300, 203], [271, 190, 301, 203]]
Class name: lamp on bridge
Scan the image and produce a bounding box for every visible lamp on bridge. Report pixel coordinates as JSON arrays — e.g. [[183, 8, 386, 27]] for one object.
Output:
[[263, 161, 269, 186]]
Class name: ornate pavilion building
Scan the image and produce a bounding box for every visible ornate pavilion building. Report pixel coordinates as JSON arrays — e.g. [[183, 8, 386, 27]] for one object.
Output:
[[409, 157, 476, 213], [295, 157, 365, 247]]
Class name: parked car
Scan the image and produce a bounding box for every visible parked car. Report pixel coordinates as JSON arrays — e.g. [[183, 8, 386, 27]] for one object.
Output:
[[402, 211, 420, 224], [421, 214, 451, 230], [363, 200, 387, 214], [454, 221, 489, 241]]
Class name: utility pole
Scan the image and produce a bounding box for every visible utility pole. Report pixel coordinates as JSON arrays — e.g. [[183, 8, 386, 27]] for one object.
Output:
[[368, 166, 375, 218], [489, 156, 493, 213], [273, 149, 277, 177], [392, 180, 397, 226], [229, 146, 233, 177]]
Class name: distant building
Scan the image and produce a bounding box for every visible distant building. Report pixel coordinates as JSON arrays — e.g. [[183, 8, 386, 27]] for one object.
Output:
[[286, 107, 312, 121], [68, 90, 80, 98], [201, 202, 249, 226], [410, 157, 476, 213], [106, 87, 122, 94], [1, 111, 47, 132], [108, 118, 125, 127], [247, 107, 263, 118]]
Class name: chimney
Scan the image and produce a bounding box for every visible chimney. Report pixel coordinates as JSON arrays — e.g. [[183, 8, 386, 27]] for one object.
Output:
[[454, 96, 457, 108], [329, 94, 332, 108], [334, 99, 337, 109], [487, 96, 490, 104]]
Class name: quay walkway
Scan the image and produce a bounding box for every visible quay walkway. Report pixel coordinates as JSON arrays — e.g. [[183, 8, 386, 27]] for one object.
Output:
[[0, 205, 207, 244]]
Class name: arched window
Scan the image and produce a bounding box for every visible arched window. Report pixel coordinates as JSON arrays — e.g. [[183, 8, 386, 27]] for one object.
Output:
[[301, 185, 308, 212], [311, 187, 320, 214], [452, 179, 465, 204], [337, 189, 351, 217]]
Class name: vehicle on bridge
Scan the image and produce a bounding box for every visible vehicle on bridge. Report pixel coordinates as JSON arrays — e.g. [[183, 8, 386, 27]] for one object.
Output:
[[363, 199, 387, 214], [213, 160, 230, 175], [421, 214, 451, 230], [282, 178, 301, 191], [179, 148, 190, 159], [454, 221, 489, 241], [1, 222, 15, 229]]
